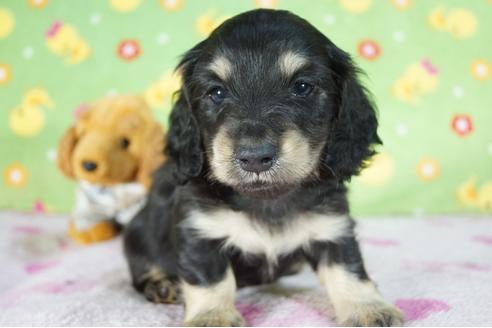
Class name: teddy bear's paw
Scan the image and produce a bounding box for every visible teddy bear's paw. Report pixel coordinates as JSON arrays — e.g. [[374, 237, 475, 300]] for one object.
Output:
[[143, 277, 181, 304], [68, 220, 119, 245]]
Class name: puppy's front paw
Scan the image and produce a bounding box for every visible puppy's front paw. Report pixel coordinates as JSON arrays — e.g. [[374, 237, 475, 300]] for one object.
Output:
[[339, 301, 404, 327], [143, 278, 181, 304], [185, 308, 245, 327]]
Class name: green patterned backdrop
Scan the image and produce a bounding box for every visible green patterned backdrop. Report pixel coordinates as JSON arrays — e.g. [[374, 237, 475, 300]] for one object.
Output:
[[1, 0, 491, 216]]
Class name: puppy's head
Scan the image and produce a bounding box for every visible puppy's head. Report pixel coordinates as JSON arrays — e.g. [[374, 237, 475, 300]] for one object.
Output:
[[167, 9, 380, 198]]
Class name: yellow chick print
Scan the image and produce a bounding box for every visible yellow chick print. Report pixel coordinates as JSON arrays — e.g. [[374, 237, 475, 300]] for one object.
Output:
[[428, 7, 477, 39], [339, 0, 372, 14], [196, 11, 230, 37], [22, 88, 55, 108], [458, 177, 492, 211], [393, 59, 439, 104], [446, 9, 477, 39], [478, 183, 492, 210], [458, 177, 479, 205], [9, 88, 54, 138], [357, 153, 395, 187], [428, 7, 447, 31], [45, 21, 91, 64], [144, 71, 182, 112], [0, 7, 15, 39], [109, 0, 141, 12]]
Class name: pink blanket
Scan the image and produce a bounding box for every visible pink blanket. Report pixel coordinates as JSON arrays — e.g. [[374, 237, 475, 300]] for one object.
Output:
[[1, 211, 491, 326]]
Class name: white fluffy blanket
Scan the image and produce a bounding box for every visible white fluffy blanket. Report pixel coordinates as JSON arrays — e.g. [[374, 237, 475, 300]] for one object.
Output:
[[1, 212, 491, 326]]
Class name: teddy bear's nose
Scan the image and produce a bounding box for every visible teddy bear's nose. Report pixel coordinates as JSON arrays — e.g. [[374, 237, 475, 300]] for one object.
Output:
[[82, 161, 98, 172]]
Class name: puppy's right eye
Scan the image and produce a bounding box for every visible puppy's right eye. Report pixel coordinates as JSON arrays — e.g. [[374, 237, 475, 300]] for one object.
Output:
[[208, 86, 227, 105], [292, 80, 314, 97]]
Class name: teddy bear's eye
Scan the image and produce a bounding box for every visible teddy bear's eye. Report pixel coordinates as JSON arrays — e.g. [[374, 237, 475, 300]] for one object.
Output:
[[120, 137, 130, 150]]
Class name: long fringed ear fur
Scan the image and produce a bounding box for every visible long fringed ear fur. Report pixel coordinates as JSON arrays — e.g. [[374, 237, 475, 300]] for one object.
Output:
[[324, 45, 382, 182], [57, 126, 78, 179], [166, 41, 206, 184]]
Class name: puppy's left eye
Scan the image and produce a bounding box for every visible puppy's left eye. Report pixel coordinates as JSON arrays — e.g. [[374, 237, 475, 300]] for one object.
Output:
[[208, 86, 227, 105], [292, 81, 314, 97]]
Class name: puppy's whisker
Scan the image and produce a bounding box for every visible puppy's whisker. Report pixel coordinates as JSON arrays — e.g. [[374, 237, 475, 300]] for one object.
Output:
[[318, 160, 340, 188]]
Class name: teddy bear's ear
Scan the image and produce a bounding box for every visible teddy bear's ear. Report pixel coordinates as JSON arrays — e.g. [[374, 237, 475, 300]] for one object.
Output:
[[136, 123, 165, 190], [57, 126, 78, 179], [75, 104, 93, 133]]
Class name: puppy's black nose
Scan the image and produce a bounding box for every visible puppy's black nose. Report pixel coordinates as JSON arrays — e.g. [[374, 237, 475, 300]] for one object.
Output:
[[82, 161, 98, 172], [235, 143, 277, 173]]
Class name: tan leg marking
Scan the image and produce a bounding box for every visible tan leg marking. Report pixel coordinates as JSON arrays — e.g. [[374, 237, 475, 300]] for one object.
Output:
[[141, 268, 181, 304], [318, 265, 404, 326], [182, 267, 245, 327]]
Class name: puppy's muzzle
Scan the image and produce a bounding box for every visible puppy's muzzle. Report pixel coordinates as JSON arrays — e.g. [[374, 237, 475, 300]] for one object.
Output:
[[234, 143, 277, 173]]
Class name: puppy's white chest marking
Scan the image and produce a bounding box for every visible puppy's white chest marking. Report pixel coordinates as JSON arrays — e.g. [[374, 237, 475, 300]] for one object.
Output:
[[184, 209, 349, 263]]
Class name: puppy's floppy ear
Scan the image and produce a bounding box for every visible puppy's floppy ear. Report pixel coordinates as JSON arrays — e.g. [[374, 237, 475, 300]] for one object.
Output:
[[57, 126, 78, 179], [324, 45, 382, 182], [166, 41, 206, 184], [167, 94, 203, 184]]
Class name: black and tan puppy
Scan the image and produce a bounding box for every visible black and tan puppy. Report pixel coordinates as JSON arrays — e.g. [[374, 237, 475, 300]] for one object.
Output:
[[124, 9, 403, 327]]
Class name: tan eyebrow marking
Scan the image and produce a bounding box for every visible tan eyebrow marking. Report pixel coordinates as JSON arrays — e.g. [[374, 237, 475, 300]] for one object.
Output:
[[279, 51, 308, 77], [207, 55, 232, 80]]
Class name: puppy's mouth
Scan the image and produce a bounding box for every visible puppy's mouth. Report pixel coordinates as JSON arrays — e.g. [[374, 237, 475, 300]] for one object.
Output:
[[233, 180, 293, 199]]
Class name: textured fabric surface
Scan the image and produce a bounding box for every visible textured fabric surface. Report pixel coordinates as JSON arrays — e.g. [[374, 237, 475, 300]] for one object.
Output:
[[1, 211, 491, 326], [1, 0, 492, 215]]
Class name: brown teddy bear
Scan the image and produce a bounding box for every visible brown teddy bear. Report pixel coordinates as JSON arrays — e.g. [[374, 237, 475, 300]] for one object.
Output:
[[57, 95, 165, 244]]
